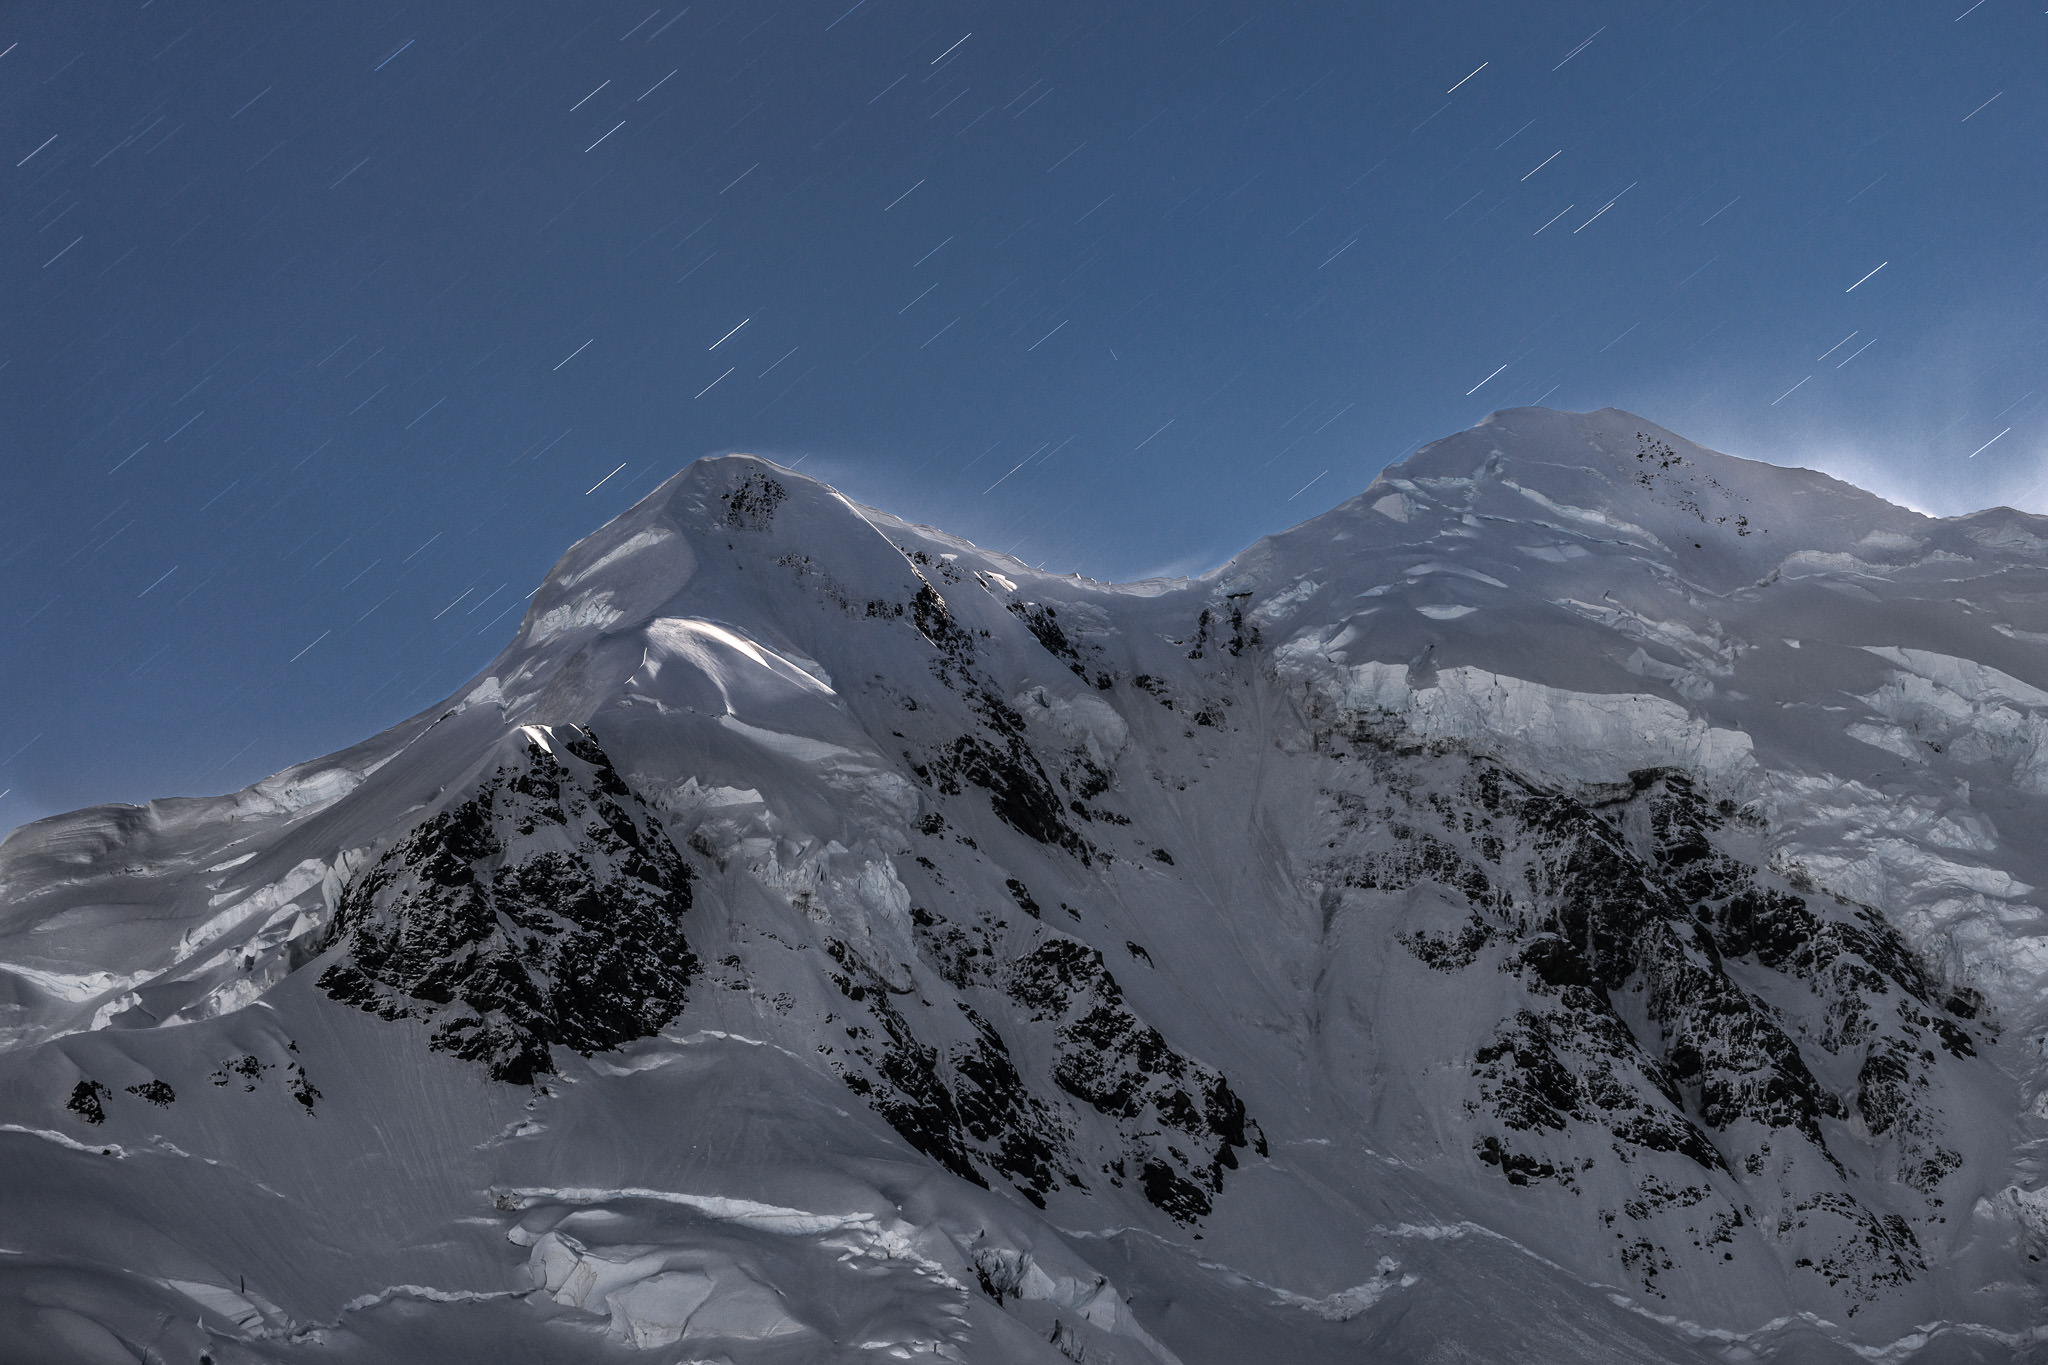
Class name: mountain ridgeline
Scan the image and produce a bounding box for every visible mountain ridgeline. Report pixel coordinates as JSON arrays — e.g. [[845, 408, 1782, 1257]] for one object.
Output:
[[3, 407, 2047, 1364]]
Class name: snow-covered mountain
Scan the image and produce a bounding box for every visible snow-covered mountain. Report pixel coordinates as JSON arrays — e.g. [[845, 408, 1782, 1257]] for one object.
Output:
[[5, 406, 2048, 1364]]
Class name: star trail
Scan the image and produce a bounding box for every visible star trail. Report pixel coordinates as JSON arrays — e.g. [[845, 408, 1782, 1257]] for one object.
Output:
[[3, 0, 2044, 829]]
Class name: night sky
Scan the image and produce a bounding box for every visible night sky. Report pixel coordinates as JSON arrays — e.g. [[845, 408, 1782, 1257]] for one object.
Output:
[[5, 1, 2045, 832]]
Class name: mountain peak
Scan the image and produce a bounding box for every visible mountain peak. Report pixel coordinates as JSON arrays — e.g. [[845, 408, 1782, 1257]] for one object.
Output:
[[1357, 406, 1928, 588], [512, 454, 875, 650], [7, 412, 2048, 1362]]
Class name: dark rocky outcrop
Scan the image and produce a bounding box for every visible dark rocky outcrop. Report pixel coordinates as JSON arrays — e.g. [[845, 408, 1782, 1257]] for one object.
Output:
[[1316, 749, 1973, 1304], [318, 726, 697, 1085]]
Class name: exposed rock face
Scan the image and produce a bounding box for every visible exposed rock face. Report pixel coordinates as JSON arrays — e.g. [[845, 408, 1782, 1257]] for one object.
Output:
[[880, 899, 1257, 1220], [1310, 744, 1975, 1305], [318, 724, 697, 1084], [716, 558, 1252, 1221], [1006, 933, 1257, 1220]]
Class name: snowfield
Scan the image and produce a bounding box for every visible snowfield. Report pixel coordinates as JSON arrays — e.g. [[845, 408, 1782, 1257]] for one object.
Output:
[[4, 407, 2048, 1363]]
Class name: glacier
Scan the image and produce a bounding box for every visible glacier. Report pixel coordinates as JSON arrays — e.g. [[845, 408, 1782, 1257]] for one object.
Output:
[[3, 406, 2048, 1362]]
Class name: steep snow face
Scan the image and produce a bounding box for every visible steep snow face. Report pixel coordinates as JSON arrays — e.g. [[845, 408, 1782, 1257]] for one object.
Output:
[[3, 414, 2048, 1363]]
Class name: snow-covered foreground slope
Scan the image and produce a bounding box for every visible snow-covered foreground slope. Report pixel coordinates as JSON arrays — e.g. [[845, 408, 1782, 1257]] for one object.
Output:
[[5, 407, 2048, 1364]]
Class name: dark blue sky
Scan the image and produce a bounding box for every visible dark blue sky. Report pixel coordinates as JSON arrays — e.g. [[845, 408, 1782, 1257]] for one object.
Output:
[[4, 0, 2044, 830]]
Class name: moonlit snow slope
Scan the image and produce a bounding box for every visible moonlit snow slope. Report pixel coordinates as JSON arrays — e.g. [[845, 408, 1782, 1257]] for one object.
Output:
[[6, 407, 2048, 1364]]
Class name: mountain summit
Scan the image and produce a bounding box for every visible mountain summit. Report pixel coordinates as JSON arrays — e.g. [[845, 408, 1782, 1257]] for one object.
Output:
[[5, 408, 2048, 1363]]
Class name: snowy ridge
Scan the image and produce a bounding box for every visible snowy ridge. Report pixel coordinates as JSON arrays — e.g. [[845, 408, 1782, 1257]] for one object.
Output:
[[2, 407, 2047, 1362]]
